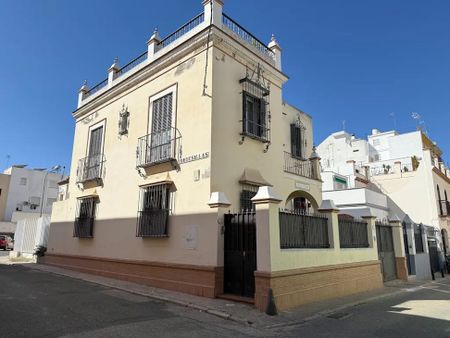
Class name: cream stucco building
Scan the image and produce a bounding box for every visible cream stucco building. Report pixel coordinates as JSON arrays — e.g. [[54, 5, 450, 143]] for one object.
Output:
[[46, 1, 386, 311]]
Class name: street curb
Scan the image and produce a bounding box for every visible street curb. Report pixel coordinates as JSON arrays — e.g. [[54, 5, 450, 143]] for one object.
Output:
[[265, 287, 411, 329], [19, 263, 433, 330], [24, 264, 248, 326]]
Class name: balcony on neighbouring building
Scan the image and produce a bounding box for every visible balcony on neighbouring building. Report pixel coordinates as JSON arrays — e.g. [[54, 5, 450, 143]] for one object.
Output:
[[76, 155, 105, 184], [136, 127, 182, 169], [284, 152, 320, 180]]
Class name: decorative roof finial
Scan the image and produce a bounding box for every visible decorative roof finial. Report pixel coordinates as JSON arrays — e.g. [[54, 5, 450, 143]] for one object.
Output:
[[83, 79, 87, 86], [149, 27, 160, 42], [310, 145, 320, 160], [271, 34, 276, 42]]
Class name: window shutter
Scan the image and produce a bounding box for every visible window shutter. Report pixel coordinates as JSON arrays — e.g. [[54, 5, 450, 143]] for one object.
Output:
[[297, 126, 303, 158], [259, 99, 266, 138], [89, 127, 103, 157], [242, 93, 248, 134], [290, 124, 304, 158], [290, 124, 297, 156]]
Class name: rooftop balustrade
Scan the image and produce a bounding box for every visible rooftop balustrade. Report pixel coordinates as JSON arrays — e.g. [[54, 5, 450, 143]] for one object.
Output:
[[78, 2, 280, 107]]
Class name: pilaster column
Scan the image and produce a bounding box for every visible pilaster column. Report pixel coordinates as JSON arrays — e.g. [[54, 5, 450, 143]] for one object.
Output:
[[77, 80, 89, 108], [108, 58, 120, 88], [203, 0, 223, 27], [208, 191, 231, 296], [251, 186, 282, 311], [318, 200, 340, 249], [390, 216, 408, 281], [309, 146, 322, 181], [362, 215, 377, 249], [268, 34, 282, 71], [147, 28, 161, 61]]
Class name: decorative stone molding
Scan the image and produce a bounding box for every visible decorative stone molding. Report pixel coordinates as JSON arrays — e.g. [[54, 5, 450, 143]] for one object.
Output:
[[251, 186, 282, 204], [208, 192, 231, 208], [318, 199, 339, 213]]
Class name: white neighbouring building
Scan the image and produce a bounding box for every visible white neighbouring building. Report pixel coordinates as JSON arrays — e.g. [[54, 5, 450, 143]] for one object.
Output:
[[0, 165, 64, 226], [318, 129, 450, 279]]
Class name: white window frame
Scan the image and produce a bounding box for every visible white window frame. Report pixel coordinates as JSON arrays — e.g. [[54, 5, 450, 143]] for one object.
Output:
[[86, 119, 106, 158], [147, 84, 177, 134]]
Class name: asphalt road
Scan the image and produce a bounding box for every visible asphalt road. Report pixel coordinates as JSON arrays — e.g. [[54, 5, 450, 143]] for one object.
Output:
[[1, 264, 450, 337], [0, 264, 262, 338], [282, 278, 450, 338]]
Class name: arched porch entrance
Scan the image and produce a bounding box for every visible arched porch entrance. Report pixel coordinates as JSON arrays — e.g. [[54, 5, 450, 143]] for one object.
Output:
[[285, 190, 320, 213]]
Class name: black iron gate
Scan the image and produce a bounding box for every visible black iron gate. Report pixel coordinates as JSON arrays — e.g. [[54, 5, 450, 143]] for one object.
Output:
[[402, 222, 412, 275], [428, 240, 441, 275], [223, 212, 256, 298], [376, 222, 397, 281]]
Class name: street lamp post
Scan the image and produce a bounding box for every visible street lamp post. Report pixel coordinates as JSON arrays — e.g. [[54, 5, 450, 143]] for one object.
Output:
[[39, 165, 62, 217]]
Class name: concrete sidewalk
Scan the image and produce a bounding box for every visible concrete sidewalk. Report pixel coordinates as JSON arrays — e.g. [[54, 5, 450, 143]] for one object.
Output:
[[16, 261, 438, 329]]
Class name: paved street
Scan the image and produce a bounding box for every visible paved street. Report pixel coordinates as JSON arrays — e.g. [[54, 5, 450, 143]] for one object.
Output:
[[282, 278, 450, 338], [0, 264, 262, 338], [1, 263, 450, 337]]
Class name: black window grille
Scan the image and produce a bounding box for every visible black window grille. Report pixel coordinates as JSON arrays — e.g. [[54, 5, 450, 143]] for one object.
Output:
[[240, 184, 258, 211], [243, 92, 267, 139], [136, 184, 171, 237], [414, 223, 424, 253], [240, 77, 270, 143], [339, 218, 369, 248], [279, 209, 330, 249], [74, 197, 96, 238]]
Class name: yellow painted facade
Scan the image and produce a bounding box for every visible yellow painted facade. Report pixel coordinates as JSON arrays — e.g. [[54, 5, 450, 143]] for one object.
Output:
[[46, 1, 384, 309]]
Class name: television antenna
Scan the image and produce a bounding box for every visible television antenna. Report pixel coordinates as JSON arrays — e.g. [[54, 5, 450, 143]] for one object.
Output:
[[5, 154, 10, 169], [411, 112, 427, 134]]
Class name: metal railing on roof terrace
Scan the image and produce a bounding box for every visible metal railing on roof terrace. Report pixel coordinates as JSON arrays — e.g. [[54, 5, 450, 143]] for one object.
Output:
[[158, 12, 205, 49], [84, 78, 108, 99], [114, 51, 148, 79], [81, 11, 276, 103], [222, 13, 275, 63]]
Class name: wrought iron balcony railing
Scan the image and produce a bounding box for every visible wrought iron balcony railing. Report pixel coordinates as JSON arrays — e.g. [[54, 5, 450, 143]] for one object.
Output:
[[136, 127, 182, 168], [283, 152, 319, 180], [76, 154, 105, 183], [439, 200, 450, 217]]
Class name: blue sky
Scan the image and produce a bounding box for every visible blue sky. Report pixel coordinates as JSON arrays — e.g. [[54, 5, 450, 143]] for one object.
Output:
[[1, 0, 449, 171]]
